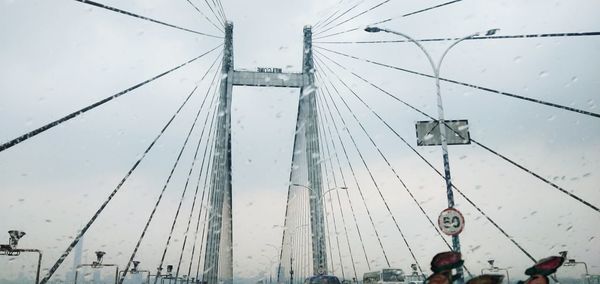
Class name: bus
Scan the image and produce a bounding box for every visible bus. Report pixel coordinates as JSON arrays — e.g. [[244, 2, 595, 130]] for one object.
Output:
[[363, 268, 406, 284]]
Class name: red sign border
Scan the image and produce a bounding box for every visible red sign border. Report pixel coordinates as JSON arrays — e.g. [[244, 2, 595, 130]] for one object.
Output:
[[438, 207, 465, 236]]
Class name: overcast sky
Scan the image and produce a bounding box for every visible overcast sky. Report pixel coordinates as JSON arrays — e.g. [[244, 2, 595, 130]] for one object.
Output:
[[1, 0, 599, 283]]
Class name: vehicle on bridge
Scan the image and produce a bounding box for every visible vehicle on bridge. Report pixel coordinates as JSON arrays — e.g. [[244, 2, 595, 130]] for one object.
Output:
[[304, 274, 342, 284], [363, 268, 407, 284]]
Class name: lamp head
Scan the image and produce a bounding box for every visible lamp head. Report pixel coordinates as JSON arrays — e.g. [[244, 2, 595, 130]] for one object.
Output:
[[95, 251, 106, 263], [167, 265, 173, 274], [485, 28, 500, 36], [132, 261, 140, 271], [8, 230, 26, 249], [488, 260, 495, 267], [559, 251, 568, 258], [365, 26, 382, 33]]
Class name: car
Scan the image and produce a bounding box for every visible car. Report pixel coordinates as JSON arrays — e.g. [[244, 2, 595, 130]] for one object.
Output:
[[304, 275, 342, 284]]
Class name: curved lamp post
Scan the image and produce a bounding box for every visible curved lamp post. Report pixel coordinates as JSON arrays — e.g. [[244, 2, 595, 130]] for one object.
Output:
[[74, 251, 119, 284], [290, 184, 347, 278], [365, 25, 499, 284], [119, 261, 151, 284], [0, 230, 43, 284], [292, 184, 348, 203]]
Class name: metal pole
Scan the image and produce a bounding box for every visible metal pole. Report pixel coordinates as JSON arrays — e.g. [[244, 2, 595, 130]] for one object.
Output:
[[35, 250, 42, 284], [370, 28, 482, 284], [17, 249, 43, 284], [290, 256, 294, 284]]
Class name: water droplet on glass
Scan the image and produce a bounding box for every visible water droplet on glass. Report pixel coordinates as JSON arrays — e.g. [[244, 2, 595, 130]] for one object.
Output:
[[513, 56, 522, 63]]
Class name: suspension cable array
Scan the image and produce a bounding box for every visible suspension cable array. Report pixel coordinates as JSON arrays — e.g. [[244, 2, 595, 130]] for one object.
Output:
[[2, 1, 598, 284]]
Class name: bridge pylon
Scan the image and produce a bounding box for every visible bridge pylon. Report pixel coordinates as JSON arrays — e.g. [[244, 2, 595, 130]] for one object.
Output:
[[202, 22, 327, 283]]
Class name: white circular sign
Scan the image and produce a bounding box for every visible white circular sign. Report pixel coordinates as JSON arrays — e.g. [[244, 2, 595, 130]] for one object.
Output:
[[438, 208, 465, 236]]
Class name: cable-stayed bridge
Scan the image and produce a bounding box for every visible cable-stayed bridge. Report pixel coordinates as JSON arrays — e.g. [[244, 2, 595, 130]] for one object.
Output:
[[1, 1, 599, 284]]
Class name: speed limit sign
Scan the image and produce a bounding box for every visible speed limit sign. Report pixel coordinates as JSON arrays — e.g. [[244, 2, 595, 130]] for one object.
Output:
[[438, 208, 465, 236]]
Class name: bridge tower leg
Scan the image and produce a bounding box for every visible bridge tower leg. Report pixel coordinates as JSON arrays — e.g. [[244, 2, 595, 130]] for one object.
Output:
[[203, 22, 234, 284], [286, 25, 328, 276], [303, 25, 328, 276]]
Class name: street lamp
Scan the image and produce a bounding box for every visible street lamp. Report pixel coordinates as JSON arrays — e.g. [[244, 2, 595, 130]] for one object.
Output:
[[0, 230, 43, 284], [151, 264, 179, 284], [563, 258, 590, 284], [365, 25, 499, 284], [481, 259, 510, 284], [290, 183, 337, 276], [74, 250, 119, 284], [292, 184, 348, 203], [320, 187, 348, 201], [161, 264, 175, 284], [119, 260, 151, 284]]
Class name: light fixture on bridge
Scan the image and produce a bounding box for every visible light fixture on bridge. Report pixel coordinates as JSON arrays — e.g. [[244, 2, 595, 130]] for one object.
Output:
[[93, 251, 106, 266], [132, 260, 140, 272], [558, 251, 568, 258], [364, 26, 382, 33], [1, 230, 43, 284], [485, 29, 500, 36], [8, 230, 26, 249], [75, 250, 119, 283]]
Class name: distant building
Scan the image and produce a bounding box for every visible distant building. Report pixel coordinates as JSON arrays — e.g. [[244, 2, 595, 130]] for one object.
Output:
[[66, 233, 84, 283]]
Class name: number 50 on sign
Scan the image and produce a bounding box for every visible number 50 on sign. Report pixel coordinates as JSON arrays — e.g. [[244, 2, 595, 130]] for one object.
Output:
[[438, 208, 465, 236]]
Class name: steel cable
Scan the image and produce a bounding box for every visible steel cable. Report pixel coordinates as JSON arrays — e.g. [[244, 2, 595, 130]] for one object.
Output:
[[315, 94, 359, 280], [316, 46, 600, 119], [315, 61, 425, 274], [315, 0, 463, 39], [120, 78, 221, 284], [0, 45, 222, 153], [317, 70, 392, 268], [154, 59, 223, 283], [73, 0, 221, 38], [314, 50, 546, 263], [185, 0, 224, 33], [38, 56, 218, 283]]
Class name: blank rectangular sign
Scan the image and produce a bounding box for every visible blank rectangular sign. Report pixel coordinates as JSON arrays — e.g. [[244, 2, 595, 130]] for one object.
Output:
[[415, 120, 471, 146]]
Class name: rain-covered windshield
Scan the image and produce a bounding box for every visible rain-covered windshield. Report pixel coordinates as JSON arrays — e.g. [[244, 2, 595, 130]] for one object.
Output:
[[0, 1, 598, 284]]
